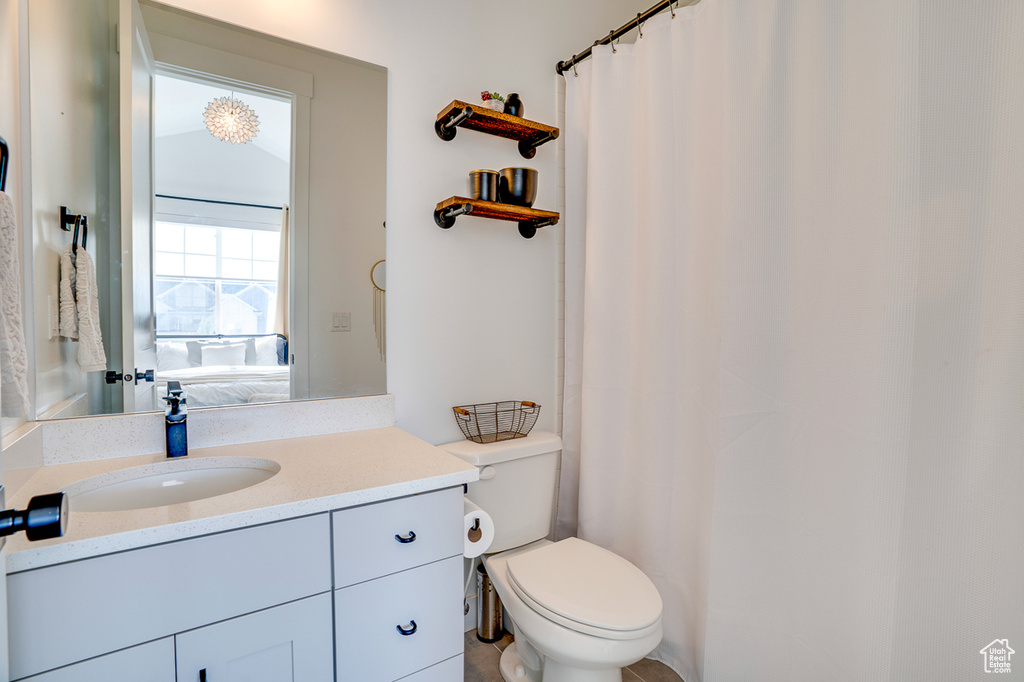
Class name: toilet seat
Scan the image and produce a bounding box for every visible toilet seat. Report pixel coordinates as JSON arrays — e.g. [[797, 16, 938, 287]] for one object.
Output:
[[505, 537, 663, 641]]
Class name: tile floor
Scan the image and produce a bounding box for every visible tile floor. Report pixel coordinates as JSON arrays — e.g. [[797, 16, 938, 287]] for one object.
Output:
[[464, 630, 684, 682]]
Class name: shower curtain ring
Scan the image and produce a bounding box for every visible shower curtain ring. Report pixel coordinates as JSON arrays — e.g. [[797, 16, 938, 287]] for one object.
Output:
[[573, 57, 579, 77], [636, 13, 644, 39], [670, 1, 676, 18], [608, 29, 617, 53]]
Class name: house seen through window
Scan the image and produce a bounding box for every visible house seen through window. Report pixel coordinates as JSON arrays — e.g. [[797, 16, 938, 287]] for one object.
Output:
[[154, 221, 280, 336]]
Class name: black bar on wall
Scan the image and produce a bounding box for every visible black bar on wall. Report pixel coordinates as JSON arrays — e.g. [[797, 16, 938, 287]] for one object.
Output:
[[155, 193, 283, 211]]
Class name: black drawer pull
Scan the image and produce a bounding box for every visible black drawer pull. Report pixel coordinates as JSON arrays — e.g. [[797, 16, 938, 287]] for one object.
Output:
[[396, 620, 417, 636], [395, 531, 417, 543]]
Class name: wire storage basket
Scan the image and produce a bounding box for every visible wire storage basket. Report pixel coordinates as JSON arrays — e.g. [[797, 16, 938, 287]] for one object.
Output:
[[453, 401, 541, 444]]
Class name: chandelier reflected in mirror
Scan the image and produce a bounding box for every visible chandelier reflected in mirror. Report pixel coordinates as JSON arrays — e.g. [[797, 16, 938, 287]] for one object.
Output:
[[203, 94, 260, 144]]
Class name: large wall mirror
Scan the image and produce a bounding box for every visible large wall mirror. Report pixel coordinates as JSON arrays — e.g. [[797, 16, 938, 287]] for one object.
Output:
[[25, 0, 386, 421]]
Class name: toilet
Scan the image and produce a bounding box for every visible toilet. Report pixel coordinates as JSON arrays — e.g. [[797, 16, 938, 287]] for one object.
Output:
[[440, 432, 663, 682]]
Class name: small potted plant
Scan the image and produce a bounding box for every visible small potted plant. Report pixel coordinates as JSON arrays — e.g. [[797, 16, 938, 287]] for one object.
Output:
[[481, 91, 505, 112]]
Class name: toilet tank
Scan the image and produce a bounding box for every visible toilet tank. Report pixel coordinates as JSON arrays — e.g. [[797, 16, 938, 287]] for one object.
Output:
[[439, 431, 562, 554]]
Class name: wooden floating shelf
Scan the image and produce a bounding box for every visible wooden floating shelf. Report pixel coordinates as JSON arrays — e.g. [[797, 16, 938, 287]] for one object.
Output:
[[435, 100, 559, 159], [434, 197, 560, 239]]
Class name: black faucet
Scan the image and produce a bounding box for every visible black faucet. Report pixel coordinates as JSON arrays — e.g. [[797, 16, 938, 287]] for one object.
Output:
[[162, 381, 188, 458]]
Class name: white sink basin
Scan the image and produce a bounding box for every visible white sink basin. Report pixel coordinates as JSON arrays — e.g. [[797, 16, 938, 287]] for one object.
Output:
[[65, 457, 281, 512]]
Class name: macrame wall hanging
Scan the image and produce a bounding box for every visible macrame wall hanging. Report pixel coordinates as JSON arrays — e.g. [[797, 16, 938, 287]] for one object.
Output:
[[370, 259, 385, 360]]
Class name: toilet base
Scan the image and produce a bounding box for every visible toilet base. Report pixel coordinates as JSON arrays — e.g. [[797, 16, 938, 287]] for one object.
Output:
[[499, 642, 537, 682], [499, 641, 623, 682]]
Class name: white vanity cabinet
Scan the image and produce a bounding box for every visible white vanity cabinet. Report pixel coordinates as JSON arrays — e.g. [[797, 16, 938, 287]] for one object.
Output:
[[19, 639, 175, 682], [8, 514, 332, 680], [21, 596, 335, 682], [175, 593, 334, 681], [8, 486, 467, 681], [333, 487, 465, 681]]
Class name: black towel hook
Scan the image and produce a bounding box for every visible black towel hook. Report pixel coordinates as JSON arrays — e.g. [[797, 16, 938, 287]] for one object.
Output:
[[0, 134, 9, 193], [60, 206, 88, 252], [72, 216, 88, 253]]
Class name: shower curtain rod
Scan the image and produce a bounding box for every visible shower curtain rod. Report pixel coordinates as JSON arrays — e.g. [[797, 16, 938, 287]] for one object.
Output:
[[555, 0, 697, 75]]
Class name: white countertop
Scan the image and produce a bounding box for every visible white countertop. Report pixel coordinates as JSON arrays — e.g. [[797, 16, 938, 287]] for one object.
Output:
[[5, 427, 478, 572]]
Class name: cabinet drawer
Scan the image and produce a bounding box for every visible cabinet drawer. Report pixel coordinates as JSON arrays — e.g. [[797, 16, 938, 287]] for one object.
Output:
[[176, 593, 333, 682], [396, 655, 463, 682], [332, 487, 462, 587], [335, 556, 463, 681], [8, 514, 330, 680], [17, 639, 174, 682]]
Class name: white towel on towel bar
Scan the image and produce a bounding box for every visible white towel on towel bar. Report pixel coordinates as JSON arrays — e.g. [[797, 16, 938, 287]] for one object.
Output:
[[59, 243, 106, 372], [0, 190, 31, 417], [58, 244, 78, 338]]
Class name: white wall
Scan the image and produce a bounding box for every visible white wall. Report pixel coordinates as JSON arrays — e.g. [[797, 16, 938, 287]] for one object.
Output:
[[155, 131, 289, 206], [154, 0, 650, 445]]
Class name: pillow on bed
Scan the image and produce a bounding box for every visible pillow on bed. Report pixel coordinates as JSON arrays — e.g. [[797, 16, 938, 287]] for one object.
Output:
[[201, 342, 247, 366], [241, 337, 257, 364], [186, 340, 208, 367], [187, 338, 257, 366], [254, 336, 280, 366], [156, 341, 190, 371]]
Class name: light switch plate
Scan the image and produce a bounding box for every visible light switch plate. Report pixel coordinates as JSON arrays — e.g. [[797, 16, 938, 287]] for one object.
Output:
[[331, 312, 351, 332]]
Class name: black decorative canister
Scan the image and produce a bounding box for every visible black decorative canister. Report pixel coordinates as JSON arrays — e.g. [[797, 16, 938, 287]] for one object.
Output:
[[469, 169, 499, 202], [497, 167, 538, 207], [504, 93, 523, 117]]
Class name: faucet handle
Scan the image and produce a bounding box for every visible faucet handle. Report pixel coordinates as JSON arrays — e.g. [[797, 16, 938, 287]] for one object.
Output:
[[162, 381, 187, 409]]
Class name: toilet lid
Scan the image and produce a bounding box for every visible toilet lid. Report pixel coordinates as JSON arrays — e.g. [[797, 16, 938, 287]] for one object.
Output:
[[505, 537, 662, 633]]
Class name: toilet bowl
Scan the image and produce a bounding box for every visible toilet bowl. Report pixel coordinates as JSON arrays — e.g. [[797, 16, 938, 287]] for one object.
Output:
[[439, 432, 664, 682], [484, 538, 663, 682]]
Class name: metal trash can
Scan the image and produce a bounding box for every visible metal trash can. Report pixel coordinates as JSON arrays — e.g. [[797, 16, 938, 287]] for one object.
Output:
[[476, 562, 503, 642]]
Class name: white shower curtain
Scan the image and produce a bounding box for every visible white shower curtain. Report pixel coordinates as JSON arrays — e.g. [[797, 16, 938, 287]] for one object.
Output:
[[561, 2, 1024, 681]]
